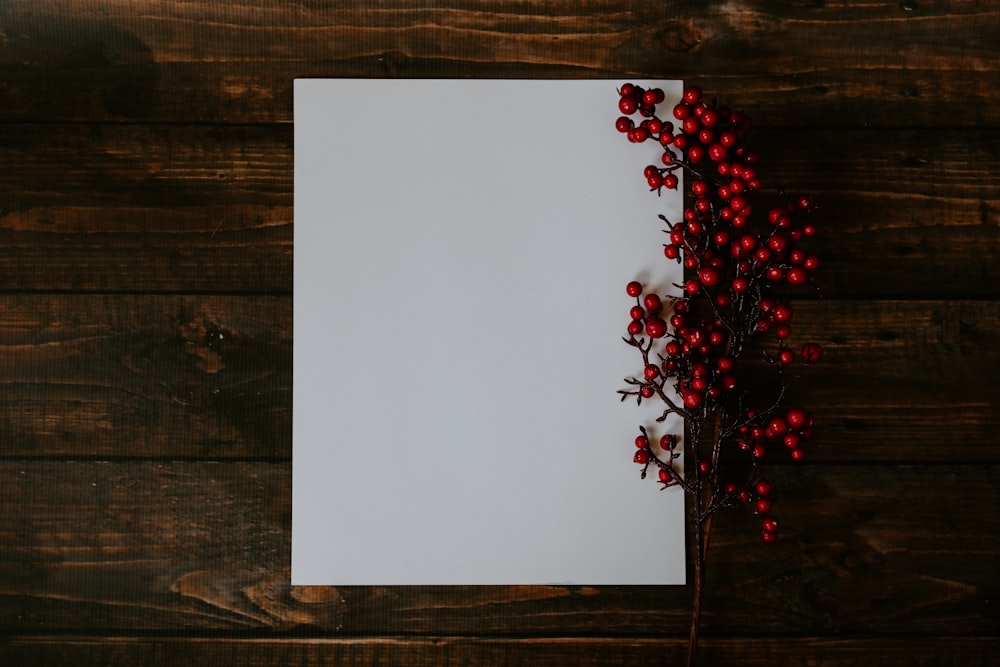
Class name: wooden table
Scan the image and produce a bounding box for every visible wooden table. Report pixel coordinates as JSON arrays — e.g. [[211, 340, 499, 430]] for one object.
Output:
[[1, 2, 997, 664]]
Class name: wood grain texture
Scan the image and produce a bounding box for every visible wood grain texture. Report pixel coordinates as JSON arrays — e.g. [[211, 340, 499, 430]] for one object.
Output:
[[0, 0, 996, 664], [2, 636, 998, 667], [1, 124, 997, 296], [0, 462, 996, 635], [1, 1, 997, 126], [0, 295, 290, 459], [0, 296, 995, 462]]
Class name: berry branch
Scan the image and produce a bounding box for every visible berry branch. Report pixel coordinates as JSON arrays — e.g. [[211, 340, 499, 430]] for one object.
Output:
[[614, 83, 824, 667]]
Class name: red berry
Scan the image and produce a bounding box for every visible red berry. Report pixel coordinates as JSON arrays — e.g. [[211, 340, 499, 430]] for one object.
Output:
[[634, 449, 649, 464], [663, 174, 679, 189], [658, 467, 672, 482], [682, 86, 702, 105], [761, 517, 779, 533], [755, 480, 772, 496], [630, 305, 645, 320], [682, 390, 704, 409], [786, 267, 808, 285], [645, 317, 667, 338], [684, 279, 701, 295], [778, 349, 795, 365], [801, 342, 824, 363], [790, 447, 805, 461], [772, 303, 793, 323], [768, 417, 789, 436], [756, 498, 773, 513], [627, 319, 643, 336], [761, 531, 778, 544], [698, 267, 721, 287], [635, 435, 649, 448], [643, 293, 662, 312], [619, 96, 639, 115], [698, 460, 711, 475], [615, 116, 633, 133], [640, 385, 655, 399], [786, 407, 809, 429], [660, 434, 676, 449], [673, 103, 690, 120], [644, 364, 660, 380], [626, 281, 643, 297]]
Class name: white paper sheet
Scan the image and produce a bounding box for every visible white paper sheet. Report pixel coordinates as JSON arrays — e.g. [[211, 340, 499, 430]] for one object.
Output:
[[293, 79, 686, 585]]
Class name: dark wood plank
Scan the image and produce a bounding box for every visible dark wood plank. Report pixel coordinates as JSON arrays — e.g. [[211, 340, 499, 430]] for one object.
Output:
[[1, 124, 998, 296], [0, 462, 995, 634], [0, 1, 996, 126], [0, 295, 290, 459], [0, 296, 995, 462], [2, 636, 998, 667]]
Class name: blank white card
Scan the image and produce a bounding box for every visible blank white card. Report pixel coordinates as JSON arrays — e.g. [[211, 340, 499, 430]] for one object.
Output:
[[293, 79, 685, 585]]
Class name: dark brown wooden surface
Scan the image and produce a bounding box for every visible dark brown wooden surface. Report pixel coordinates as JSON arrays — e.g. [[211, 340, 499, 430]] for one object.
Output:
[[1, 1, 997, 665]]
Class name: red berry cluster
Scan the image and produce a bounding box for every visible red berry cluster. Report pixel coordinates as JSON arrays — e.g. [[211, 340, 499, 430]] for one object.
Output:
[[616, 83, 824, 544]]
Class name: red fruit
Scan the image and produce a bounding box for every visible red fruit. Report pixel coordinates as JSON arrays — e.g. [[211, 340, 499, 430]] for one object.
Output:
[[756, 498, 773, 513], [708, 143, 728, 162], [673, 103, 691, 120], [755, 480, 772, 496], [682, 390, 704, 409], [768, 417, 789, 436], [765, 267, 785, 282], [660, 434, 676, 449], [644, 364, 660, 380], [684, 279, 701, 295], [619, 95, 639, 115], [786, 407, 809, 429], [761, 531, 778, 544], [762, 517, 779, 533], [663, 174, 679, 189], [790, 447, 805, 461], [698, 267, 721, 287], [778, 349, 795, 365], [615, 116, 633, 133], [682, 85, 702, 105], [643, 293, 662, 312], [645, 317, 668, 338], [635, 435, 649, 448], [658, 467, 672, 482], [786, 267, 809, 285], [640, 385, 655, 398], [634, 449, 649, 464], [687, 145, 705, 163], [772, 303, 793, 323], [801, 342, 824, 363], [626, 281, 643, 297], [629, 305, 645, 320]]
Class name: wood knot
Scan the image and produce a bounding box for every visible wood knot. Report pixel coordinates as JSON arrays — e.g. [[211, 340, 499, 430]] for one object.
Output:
[[177, 319, 233, 374]]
